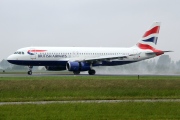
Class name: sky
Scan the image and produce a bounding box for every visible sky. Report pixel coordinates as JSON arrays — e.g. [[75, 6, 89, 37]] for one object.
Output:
[[0, 0, 180, 61]]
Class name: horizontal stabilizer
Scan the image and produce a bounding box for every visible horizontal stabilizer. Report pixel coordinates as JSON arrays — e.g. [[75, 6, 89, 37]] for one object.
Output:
[[146, 51, 173, 55]]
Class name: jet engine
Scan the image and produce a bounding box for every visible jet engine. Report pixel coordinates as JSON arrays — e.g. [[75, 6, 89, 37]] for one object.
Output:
[[66, 62, 91, 71]]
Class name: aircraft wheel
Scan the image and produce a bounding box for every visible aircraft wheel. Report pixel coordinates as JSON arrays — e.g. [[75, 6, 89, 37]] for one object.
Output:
[[28, 71, 32, 75], [73, 71, 80, 75], [28, 66, 33, 75], [88, 69, 96, 75]]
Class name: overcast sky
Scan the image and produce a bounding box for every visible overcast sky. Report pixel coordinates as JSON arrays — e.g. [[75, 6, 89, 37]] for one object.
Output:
[[0, 0, 180, 61]]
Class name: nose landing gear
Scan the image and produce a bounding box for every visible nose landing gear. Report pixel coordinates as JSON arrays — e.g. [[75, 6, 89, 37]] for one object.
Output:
[[28, 66, 33, 75]]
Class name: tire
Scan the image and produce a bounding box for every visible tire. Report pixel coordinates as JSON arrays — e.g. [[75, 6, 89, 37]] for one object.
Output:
[[28, 71, 32, 75], [88, 69, 96, 75], [73, 71, 80, 75]]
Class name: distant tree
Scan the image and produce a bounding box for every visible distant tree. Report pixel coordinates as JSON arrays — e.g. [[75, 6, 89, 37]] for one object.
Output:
[[156, 55, 171, 73], [0, 59, 12, 69], [40, 66, 46, 71], [175, 60, 180, 73], [11, 65, 28, 70], [146, 60, 157, 74]]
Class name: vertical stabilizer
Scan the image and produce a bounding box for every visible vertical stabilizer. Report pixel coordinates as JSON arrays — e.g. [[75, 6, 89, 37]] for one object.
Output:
[[136, 22, 161, 48]]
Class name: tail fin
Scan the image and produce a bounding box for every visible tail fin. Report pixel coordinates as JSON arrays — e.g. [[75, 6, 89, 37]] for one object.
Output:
[[136, 22, 161, 48], [135, 22, 173, 56]]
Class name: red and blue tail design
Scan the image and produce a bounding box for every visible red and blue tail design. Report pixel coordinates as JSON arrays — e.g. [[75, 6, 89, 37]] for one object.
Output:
[[137, 22, 161, 48], [135, 22, 166, 56]]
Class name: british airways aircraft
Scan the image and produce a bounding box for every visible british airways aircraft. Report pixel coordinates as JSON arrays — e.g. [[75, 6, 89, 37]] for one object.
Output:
[[7, 22, 171, 75]]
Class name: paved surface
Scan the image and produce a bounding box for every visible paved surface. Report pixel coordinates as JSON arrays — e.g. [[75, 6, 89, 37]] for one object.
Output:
[[0, 99, 180, 105], [1, 73, 180, 77]]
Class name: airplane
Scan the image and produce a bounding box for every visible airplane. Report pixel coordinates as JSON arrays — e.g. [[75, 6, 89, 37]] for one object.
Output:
[[7, 22, 172, 75]]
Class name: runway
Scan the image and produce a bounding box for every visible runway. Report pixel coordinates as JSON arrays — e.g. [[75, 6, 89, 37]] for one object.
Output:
[[1, 72, 180, 77], [0, 99, 180, 105]]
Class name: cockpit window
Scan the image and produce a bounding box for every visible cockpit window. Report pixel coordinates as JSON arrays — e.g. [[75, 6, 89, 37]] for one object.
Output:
[[14, 51, 24, 55]]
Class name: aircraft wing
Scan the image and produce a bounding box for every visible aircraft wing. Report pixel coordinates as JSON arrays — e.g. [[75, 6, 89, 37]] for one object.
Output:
[[75, 55, 129, 63]]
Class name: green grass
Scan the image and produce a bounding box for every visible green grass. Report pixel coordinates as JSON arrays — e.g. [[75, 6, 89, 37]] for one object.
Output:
[[1, 76, 180, 119], [0, 75, 179, 80], [0, 76, 180, 102], [0, 102, 180, 119]]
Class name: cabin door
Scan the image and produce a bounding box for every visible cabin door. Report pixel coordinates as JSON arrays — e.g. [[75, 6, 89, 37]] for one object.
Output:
[[72, 51, 79, 58]]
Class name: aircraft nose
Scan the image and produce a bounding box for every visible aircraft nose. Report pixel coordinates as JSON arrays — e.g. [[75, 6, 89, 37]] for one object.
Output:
[[7, 54, 15, 63], [7, 55, 13, 60]]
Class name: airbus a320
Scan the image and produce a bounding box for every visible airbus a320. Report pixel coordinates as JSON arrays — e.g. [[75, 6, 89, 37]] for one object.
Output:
[[7, 22, 172, 75]]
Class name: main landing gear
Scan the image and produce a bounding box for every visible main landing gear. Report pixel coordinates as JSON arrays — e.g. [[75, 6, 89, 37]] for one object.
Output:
[[72, 69, 96, 75], [88, 69, 96, 75], [28, 66, 33, 75], [73, 71, 80, 75]]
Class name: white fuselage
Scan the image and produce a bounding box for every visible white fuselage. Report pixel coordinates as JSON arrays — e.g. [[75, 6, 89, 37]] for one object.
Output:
[[7, 46, 156, 67], [6, 46, 161, 75], [6, 22, 168, 75]]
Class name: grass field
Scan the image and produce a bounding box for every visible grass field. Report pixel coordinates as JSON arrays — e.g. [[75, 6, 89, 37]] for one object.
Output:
[[1, 102, 180, 119], [1, 76, 180, 119], [0, 76, 180, 102]]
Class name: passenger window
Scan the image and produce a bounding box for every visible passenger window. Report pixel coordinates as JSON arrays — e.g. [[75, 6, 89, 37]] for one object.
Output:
[[22, 52, 24, 54]]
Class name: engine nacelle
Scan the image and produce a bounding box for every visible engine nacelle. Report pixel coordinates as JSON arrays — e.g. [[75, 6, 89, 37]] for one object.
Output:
[[66, 62, 91, 71], [45, 66, 66, 71]]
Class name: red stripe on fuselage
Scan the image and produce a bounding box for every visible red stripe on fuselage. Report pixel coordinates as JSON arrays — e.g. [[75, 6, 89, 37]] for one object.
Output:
[[137, 43, 163, 56], [143, 26, 160, 37]]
